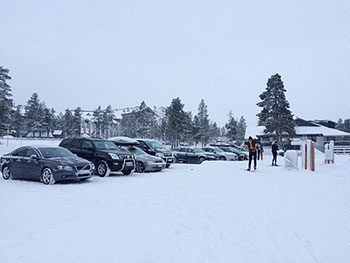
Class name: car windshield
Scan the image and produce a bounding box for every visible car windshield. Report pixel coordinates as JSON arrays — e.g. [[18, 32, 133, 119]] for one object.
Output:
[[127, 147, 146, 156], [221, 148, 231, 152], [146, 140, 164, 150], [93, 141, 119, 150], [228, 147, 239, 153], [194, 148, 205, 153], [39, 147, 75, 158], [214, 148, 224, 153]]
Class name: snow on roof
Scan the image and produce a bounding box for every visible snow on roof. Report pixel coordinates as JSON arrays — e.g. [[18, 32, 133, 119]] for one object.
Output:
[[108, 136, 139, 145], [295, 125, 350, 137], [53, 130, 63, 135], [246, 124, 350, 138]]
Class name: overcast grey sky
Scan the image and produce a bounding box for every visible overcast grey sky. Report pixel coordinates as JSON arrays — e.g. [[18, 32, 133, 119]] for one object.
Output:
[[1, 0, 350, 127]]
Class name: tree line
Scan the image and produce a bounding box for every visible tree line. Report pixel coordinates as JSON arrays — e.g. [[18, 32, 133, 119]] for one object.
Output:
[[0, 66, 247, 146]]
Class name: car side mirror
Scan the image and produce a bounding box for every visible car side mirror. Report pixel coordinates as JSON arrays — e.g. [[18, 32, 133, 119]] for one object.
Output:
[[30, 155, 39, 160]]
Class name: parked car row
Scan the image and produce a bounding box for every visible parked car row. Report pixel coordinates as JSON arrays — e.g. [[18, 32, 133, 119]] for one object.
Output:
[[0, 137, 176, 185], [0, 137, 246, 185]]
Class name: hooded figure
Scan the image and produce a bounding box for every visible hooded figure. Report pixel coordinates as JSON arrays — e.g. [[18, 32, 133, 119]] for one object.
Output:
[[244, 136, 257, 171], [272, 141, 279, 166]]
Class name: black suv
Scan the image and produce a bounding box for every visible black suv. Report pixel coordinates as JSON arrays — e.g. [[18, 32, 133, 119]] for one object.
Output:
[[136, 139, 174, 168], [59, 137, 135, 177]]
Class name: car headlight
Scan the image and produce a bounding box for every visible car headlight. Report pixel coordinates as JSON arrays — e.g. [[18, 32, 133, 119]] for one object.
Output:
[[108, 153, 120, 160], [56, 165, 73, 171], [156, 153, 165, 158]]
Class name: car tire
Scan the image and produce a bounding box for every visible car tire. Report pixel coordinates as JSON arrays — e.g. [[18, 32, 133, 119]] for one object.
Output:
[[41, 168, 55, 185], [220, 156, 226, 161], [2, 165, 13, 180], [165, 164, 171, 168], [96, 161, 110, 177], [136, 161, 145, 173], [199, 157, 205, 163]]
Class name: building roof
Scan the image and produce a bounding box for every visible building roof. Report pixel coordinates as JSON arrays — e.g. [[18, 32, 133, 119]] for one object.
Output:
[[246, 122, 350, 138], [295, 125, 350, 137]]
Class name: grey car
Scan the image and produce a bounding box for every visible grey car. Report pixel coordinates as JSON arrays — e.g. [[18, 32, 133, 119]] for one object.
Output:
[[124, 146, 166, 173], [1, 146, 94, 185], [202, 146, 238, 161]]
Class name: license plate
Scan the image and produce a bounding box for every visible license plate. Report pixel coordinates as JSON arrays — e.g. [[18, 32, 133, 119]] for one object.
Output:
[[167, 158, 173, 162], [125, 162, 133, 167]]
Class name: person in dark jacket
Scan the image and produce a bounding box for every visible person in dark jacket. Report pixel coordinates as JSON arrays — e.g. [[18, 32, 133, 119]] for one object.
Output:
[[256, 141, 264, 160], [272, 141, 278, 166], [244, 136, 257, 171]]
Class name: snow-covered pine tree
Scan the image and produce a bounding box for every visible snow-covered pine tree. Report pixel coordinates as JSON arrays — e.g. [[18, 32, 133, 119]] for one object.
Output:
[[225, 111, 238, 141], [10, 105, 24, 137], [73, 107, 82, 136], [209, 122, 221, 142], [24, 93, 44, 136], [257, 73, 295, 147], [0, 66, 13, 135], [196, 99, 210, 146], [165, 97, 187, 148], [135, 101, 158, 138], [236, 116, 247, 143], [102, 105, 115, 138], [63, 109, 75, 137], [93, 106, 104, 138]]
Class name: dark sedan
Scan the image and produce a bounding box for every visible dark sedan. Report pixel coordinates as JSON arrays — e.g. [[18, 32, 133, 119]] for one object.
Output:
[[1, 146, 94, 185]]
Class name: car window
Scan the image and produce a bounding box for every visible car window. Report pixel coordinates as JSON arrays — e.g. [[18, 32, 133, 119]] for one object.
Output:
[[187, 148, 195, 153], [93, 140, 119, 150], [11, 147, 27, 157], [179, 148, 187, 152], [60, 139, 72, 147], [81, 140, 94, 150], [25, 148, 38, 158], [145, 140, 163, 150], [138, 141, 148, 148], [70, 139, 82, 149], [38, 147, 75, 158]]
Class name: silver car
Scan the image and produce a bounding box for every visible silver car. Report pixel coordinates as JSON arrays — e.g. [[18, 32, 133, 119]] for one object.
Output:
[[125, 146, 166, 173], [202, 146, 238, 161]]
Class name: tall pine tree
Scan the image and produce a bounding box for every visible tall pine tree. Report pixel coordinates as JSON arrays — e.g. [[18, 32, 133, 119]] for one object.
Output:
[[236, 116, 247, 143], [225, 111, 238, 141], [195, 99, 210, 146], [257, 73, 295, 146], [165, 97, 187, 148], [0, 67, 13, 135]]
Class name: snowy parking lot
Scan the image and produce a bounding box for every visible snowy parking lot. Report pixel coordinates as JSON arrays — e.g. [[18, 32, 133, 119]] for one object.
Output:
[[1, 139, 350, 263]]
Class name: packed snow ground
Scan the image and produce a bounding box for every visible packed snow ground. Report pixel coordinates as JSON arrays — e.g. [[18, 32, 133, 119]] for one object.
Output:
[[0, 139, 350, 263]]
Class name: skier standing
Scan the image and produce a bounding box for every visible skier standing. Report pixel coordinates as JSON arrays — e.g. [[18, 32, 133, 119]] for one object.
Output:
[[244, 136, 257, 171], [272, 141, 278, 166], [256, 141, 264, 160]]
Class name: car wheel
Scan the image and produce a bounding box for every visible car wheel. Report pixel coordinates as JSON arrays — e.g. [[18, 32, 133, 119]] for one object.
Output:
[[41, 168, 55, 185], [136, 161, 145, 173], [165, 164, 171, 168], [2, 165, 13, 180], [96, 161, 110, 177], [220, 156, 226, 161], [199, 157, 205, 163]]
